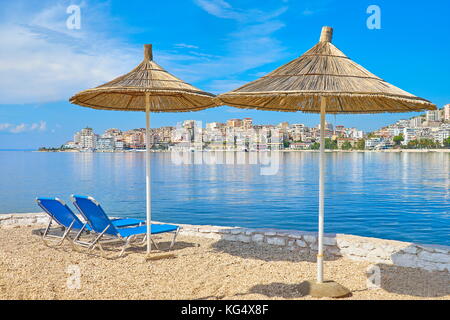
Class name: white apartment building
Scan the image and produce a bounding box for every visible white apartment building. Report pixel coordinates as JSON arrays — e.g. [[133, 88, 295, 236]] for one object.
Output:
[[387, 127, 402, 137], [402, 127, 417, 144], [409, 117, 423, 128], [396, 119, 410, 127], [63, 141, 78, 149], [346, 128, 364, 139], [96, 137, 115, 151], [444, 104, 450, 122], [435, 129, 450, 143], [365, 138, 383, 149], [75, 127, 97, 150], [115, 140, 124, 150], [426, 110, 441, 122], [243, 118, 253, 130], [206, 122, 223, 130]]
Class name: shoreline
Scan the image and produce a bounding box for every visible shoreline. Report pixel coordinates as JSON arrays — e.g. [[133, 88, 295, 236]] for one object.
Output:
[[34, 149, 450, 153], [1, 212, 449, 273], [1, 213, 449, 300]]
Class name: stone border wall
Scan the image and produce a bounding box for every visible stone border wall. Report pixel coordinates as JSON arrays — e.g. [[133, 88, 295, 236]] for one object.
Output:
[[2, 213, 449, 272]]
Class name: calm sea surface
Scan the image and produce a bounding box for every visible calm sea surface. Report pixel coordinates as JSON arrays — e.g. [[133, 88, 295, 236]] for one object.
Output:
[[0, 151, 449, 246]]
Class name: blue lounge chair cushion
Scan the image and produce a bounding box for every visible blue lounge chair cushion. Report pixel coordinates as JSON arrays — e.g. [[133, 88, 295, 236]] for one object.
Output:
[[72, 195, 176, 238], [111, 218, 144, 228], [118, 224, 178, 238], [37, 197, 85, 230], [37, 197, 144, 232]]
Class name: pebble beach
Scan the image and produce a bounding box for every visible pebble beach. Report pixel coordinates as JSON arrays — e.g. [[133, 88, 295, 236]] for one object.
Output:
[[0, 226, 448, 300]]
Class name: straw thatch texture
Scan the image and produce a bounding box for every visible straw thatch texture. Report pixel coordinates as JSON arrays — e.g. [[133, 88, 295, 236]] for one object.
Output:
[[218, 27, 436, 114], [70, 45, 217, 112]]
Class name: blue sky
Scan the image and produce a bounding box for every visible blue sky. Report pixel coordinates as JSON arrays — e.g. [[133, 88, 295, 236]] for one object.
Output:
[[0, 0, 449, 149]]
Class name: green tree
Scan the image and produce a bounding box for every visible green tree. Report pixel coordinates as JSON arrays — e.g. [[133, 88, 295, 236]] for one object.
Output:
[[310, 139, 338, 150], [393, 134, 404, 146], [355, 139, 366, 150], [325, 138, 338, 150], [406, 139, 438, 149], [443, 137, 450, 148], [310, 142, 320, 150], [341, 141, 352, 150]]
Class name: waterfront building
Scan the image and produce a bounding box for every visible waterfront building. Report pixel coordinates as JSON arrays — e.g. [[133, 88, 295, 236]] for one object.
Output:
[[396, 119, 410, 127], [365, 138, 383, 149], [227, 119, 243, 128], [317, 121, 333, 131], [123, 130, 145, 149], [436, 129, 450, 144], [426, 110, 441, 122], [387, 127, 402, 137], [403, 128, 417, 144], [96, 137, 115, 151], [410, 117, 423, 128], [334, 125, 345, 137], [346, 128, 364, 139], [153, 126, 174, 144], [76, 127, 97, 150], [444, 104, 450, 122], [290, 142, 312, 150], [206, 122, 223, 130], [423, 120, 442, 128], [243, 118, 253, 130], [278, 122, 289, 129], [104, 128, 122, 137], [336, 138, 358, 149], [115, 140, 124, 150], [183, 120, 196, 129], [62, 141, 78, 149]]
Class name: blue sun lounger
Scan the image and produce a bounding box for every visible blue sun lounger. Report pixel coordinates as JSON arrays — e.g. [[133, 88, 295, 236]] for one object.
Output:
[[36, 197, 144, 246], [71, 195, 180, 257]]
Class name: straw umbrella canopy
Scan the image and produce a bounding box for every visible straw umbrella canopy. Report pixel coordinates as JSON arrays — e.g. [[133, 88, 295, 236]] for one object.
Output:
[[70, 44, 217, 254], [218, 26, 436, 297]]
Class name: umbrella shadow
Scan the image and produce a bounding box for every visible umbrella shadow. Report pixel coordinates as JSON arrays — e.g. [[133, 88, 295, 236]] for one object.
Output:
[[211, 233, 341, 263], [246, 282, 307, 299], [367, 245, 450, 297]]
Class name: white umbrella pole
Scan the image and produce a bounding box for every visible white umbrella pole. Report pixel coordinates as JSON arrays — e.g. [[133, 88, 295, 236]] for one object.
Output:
[[145, 93, 152, 254], [317, 97, 326, 283]]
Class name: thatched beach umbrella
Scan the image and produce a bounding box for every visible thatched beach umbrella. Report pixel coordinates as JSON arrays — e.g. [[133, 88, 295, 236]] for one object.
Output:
[[70, 44, 216, 254], [219, 27, 436, 297]]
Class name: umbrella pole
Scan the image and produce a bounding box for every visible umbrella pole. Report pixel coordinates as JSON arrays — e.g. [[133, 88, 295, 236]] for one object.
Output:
[[145, 93, 152, 254], [317, 97, 326, 283], [299, 97, 350, 297]]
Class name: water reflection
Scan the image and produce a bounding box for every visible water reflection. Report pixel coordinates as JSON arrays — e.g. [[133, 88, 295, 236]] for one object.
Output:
[[0, 151, 449, 245]]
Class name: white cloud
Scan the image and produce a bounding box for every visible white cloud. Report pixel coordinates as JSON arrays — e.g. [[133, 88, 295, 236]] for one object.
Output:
[[0, 1, 139, 105], [194, 0, 287, 22], [162, 0, 289, 92], [174, 43, 199, 49], [0, 0, 290, 104], [0, 121, 47, 134], [194, 0, 243, 20], [0, 123, 12, 131]]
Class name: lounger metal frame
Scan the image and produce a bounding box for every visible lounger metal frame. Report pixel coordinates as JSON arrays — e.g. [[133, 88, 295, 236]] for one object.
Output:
[[36, 197, 90, 246], [71, 195, 180, 257]]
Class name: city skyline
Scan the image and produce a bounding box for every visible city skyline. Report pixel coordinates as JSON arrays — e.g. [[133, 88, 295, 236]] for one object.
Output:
[[1, 1, 450, 149], [40, 105, 450, 152]]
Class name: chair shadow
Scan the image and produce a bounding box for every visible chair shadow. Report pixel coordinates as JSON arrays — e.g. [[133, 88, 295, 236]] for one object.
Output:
[[32, 227, 197, 259]]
